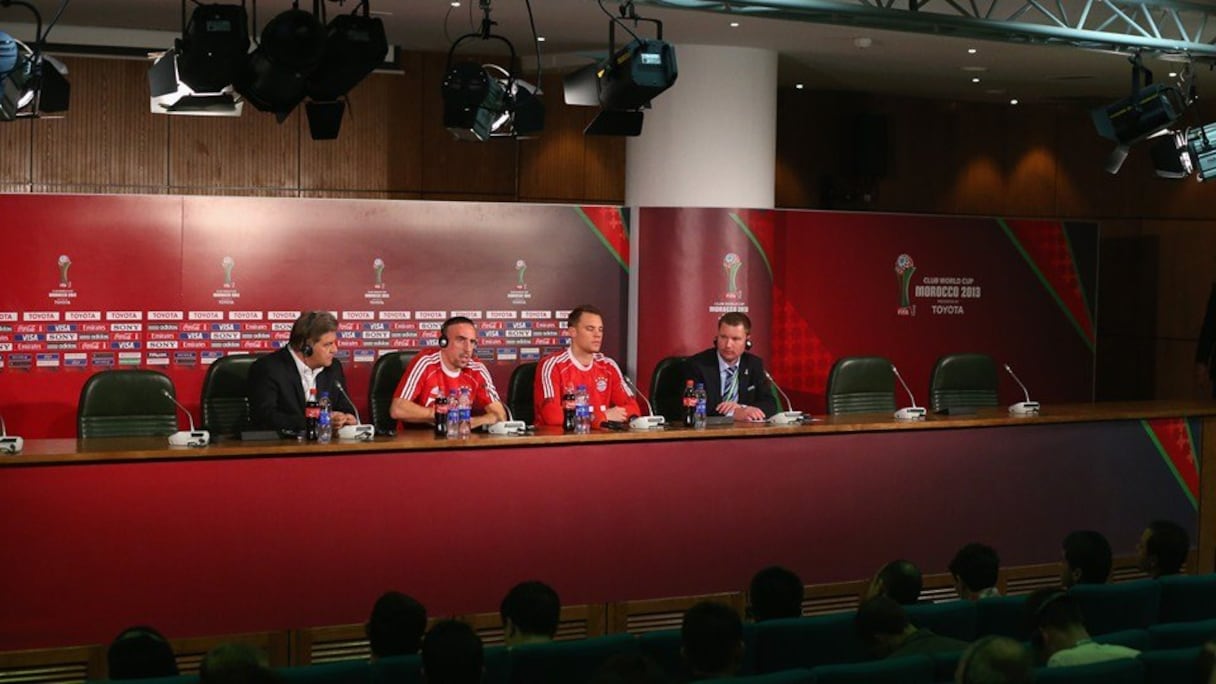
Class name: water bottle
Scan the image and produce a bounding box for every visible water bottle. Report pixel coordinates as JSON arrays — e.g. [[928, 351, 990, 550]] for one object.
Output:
[[304, 387, 320, 441], [433, 392, 449, 438], [445, 390, 459, 439], [575, 384, 590, 434], [694, 383, 707, 430], [317, 391, 332, 444], [458, 386, 472, 439], [681, 379, 696, 428]]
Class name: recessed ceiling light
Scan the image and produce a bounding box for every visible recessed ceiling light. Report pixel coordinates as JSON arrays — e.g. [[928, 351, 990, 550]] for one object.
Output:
[[968, 48, 978, 54], [795, 83, 804, 90], [1010, 98, 1019, 105], [450, 1, 460, 6], [971, 77, 981, 83], [1169, 71, 1178, 78], [729, 21, 740, 27], [537, 36, 546, 42]]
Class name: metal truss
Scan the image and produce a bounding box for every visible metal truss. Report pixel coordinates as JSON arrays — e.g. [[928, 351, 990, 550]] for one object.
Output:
[[633, 0, 1216, 61]]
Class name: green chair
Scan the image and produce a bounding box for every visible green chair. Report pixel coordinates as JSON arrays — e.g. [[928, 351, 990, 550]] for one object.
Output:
[[368, 351, 415, 436], [825, 356, 897, 415], [905, 600, 978, 642], [753, 614, 866, 673], [810, 654, 935, 683], [1140, 647, 1203, 684], [649, 356, 688, 424], [1093, 628, 1151, 651], [507, 633, 637, 684], [928, 353, 999, 413], [729, 669, 813, 683], [1033, 657, 1144, 683], [1148, 617, 1216, 649], [370, 654, 422, 684], [77, 369, 179, 438], [1069, 580, 1161, 635], [200, 354, 259, 437], [1158, 573, 1216, 623], [506, 362, 537, 425], [975, 595, 1027, 639], [276, 660, 373, 684], [638, 623, 758, 680]]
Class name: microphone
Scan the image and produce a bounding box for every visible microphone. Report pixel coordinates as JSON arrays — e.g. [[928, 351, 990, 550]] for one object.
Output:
[[162, 390, 210, 447], [621, 375, 665, 430], [1003, 364, 1041, 416], [487, 399, 529, 435], [763, 371, 807, 425], [890, 365, 927, 421], [0, 413, 23, 455], [333, 381, 375, 441]]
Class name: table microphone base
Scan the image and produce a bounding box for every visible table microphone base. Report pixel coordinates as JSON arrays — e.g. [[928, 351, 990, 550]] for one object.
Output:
[[630, 415, 666, 430], [0, 436, 22, 454], [338, 424, 375, 440], [768, 411, 806, 425], [1009, 401, 1040, 417], [487, 420, 528, 435], [169, 430, 210, 447], [894, 406, 927, 421]]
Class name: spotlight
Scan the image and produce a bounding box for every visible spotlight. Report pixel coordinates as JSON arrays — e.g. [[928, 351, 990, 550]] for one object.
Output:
[[1091, 55, 1186, 174], [1148, 130, 1193, 179], [305, 8, 388, 139], [0, 3, 71, 121], [1185, 123, 1216, 182], [148, 3, 250, 116], [235, 6, 325, 119]]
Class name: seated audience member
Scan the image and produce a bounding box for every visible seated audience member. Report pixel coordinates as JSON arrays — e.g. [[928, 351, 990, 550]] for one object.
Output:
[[864, 559, 923, 605], [1060, 530, 1112, 587], [949, 543, 1001, 600], [747, 565, 804, 621], [1137, 519, 1190, 578], [1023, 588, 1138, 667], [366, 591, 428, 660], [500, 581, 561, 646], [954, 636, 1034, 684], [681, 601, 744, 680], [199, 643, 272, 684], [107, 625, 179, 680], [855, 596, 969, 659], [422, 621, 483, 684], [589, 653, 672, 684]]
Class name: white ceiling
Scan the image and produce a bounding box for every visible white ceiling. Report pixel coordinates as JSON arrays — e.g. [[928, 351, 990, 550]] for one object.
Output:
[[3, 0, 1190, 103]]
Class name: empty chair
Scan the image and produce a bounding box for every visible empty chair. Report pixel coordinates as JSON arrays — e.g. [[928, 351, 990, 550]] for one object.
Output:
[[728, 669, 813, 684], [1148, 617, 1216, 649], [506, 362, 537, 425], [1033, 657, 1144, 684], [648, 356, 688, 423], [810, 654, 935, 684], [1093, 629, 1151, 651], [507, 633, 637, 684], [1158, 574, 1216, 623], [928, 353, 999, 413], [1140, 646, 1204, 684], [481, 646, 511, 684], [975, 595, 1028, 639], [754, 614, 866, 673], [825, 356, 897, 415], [367, 351, 415, 436], [905, 601, 978, 642], [77, 369, 179, 438], [277, 660, 374, 684], [200, 354, 259, 437], [1069, 580, 1161, 635], [370, 654, 421, 684]]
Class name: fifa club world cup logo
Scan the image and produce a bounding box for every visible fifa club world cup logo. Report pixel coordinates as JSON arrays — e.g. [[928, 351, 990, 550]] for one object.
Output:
[[895, 253, 916, 316], [373, 258, 386, 288], [723, 253, 743, 300], [57, 254, 72, 287], [515, 259, 527, 289], [508, 258, 531, 302], [221, 256, 235, 288]]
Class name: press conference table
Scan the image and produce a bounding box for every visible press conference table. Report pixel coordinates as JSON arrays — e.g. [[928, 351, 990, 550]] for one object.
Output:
[[3, 400, 1215, 651]]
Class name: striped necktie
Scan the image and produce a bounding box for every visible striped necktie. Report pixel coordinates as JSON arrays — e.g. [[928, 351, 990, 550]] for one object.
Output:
[[724, 365, 739, 402]]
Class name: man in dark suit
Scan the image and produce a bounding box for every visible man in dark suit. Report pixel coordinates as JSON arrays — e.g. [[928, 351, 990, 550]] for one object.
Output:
[[248, 310, 357, 433], [683, 312, 778, 421]]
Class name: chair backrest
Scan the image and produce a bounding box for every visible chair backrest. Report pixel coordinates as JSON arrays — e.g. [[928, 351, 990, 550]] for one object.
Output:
[[754, 614, 865, 673], [1069, 579, 1161, 635], [811, 654, 936, 684], [649, 356, 688, 423], [368, 351, 415, 436], [825, 356, 897, 415], [637, 623, 758, 680], [1158, 573, 1216, 623], [507, 633, 638, 684], [506, 362, 537, 425], [1148, 617, 1216, 649], [275, 660, 374, 684], [1033, 657, 1144, 684], [928, 353, 999, 412], [975, 595, 1028, 639], [729, 669, 814, 684], [1093, 628, 1151, 651], [905, 601, 978, 642], [369, 654, 422, 684], [77, 369, 179, 438], [1139, 646, 1203, 684], [201, 354, 259, 437]]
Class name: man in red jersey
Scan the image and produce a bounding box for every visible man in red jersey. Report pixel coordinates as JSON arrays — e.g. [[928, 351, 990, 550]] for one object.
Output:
[[390, 316, 507, 429], [533, 305, 640, 429]]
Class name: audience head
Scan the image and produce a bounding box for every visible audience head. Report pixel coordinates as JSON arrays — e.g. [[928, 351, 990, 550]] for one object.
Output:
[[1060, 530, 1112, 587], [747, 565, 804, 622], [1024, 588, 1086, 661], [955, 636, 1035, 684], [1198, 639, 1216, 684], [107, 625, 178, 680], [854, 596, 913, 658], [1138, 519, 1190, 578], [421, 621, 483, 684], [366, 591, 428, 660], [866, 559, 923, 605], [589, 653, 672, 684], [680, 601, 744, 679], [199, 643, 270, 684], [949, 543, 1001, 600], [500, 580, 561, 646]]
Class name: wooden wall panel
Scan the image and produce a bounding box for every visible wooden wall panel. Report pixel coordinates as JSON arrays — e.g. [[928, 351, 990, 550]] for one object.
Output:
[[1155, 339, 1206, 400], [1004, 104, 1058, 217], [169, 107, 299, 192], [32, 58, 167, 191], [874, 97, 952, 214], [581, 120, 626, 204], [1142, 220, 1216, 339], [944, 102, 1006, 216], [0, 118, 31, 190], [518, 73, 588, 202]]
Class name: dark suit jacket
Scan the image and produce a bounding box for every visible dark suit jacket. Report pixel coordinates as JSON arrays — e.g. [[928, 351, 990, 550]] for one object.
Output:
[[248, 346, 356, 432], [683, 348, 778, 417]]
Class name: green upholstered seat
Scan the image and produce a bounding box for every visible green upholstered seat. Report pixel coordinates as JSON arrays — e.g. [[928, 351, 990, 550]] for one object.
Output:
[[1033, 657, 1144, 684], [1158, 573, 1216, 623], [825, 356, 897, 415], [277, 660, 374, 684], [811, 654, 935, 684], [507, 634, 638, 684], [929, 353, 999, 413], [649, 356, 688, 423], [506, 362, 537, 425], [754, 614, 866, 673], [729, 669, 813, 683], [1093, 628, 1151, 651], [905, 600, 978, 642], [1070, 579, 1161, 635], [1148, 617, 1216, 649], [201, 354, 259, 437], [77, 369, 179, 438], [975, 594, 1027, 639], [1140, 647, 1203, 684], [368, 351, 415, 436]]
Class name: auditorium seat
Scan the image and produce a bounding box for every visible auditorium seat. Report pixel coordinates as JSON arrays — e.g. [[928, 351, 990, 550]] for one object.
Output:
[[1139, 646, 1203, 684], [276, 659, 373, 684], [77, 369, 179, 438], [200, 354, 259, 437], [369, 654, 421, 684], [637, 622, 758, 680], [905, 601, 978, 641], [367, 351, 415, 436], [975, 595, 1027, 639], [810, 654, 935, 683], [506, 362, 537, 425], [506, 633, 637, 684], [729, 669, 813, 683], [648, 356, 688, 424], [1069, 580, 1160, 635], [825, 356, 897, 415], [1157, 573, 1216, 623], [1093, 628, 1151, 651], [1033, 657, 1144, 684], [928, 353, 999, 413], [753, 614, 865, 673], [1148, 617, 1216, 649], [482, 646, 510, 684], [928, 649, 966, 682]]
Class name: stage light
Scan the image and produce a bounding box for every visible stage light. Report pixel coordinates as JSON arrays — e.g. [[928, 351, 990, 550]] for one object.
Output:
[[1148, 130, 1192, 179], [1091, 55, 1186, 174], [235, 6, 325, 119], [1185, 123, 1216, 182], [148, 3, 250, 117], [305, 9, 388, 139], [0, 2, 71, 121]]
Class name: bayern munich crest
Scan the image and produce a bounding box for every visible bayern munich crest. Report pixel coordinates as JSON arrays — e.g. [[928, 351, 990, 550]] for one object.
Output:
[[595, 376, 608, 392]]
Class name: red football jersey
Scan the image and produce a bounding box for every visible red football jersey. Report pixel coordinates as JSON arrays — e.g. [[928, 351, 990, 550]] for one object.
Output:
[[534, 350, 640, 428], [394, 350, 500, 415]]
